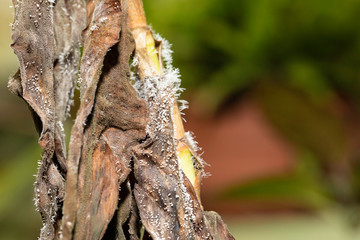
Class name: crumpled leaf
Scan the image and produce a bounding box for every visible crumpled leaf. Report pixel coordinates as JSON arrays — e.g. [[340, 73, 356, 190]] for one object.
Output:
[[10, 0, 234, 239], [61, 0, 148, 239], [132, 88, 228, 239], [126, 1, 234, 239], [53, 0, 86, 172], [9, 0, 85, 239], [204, 211, 236, 240]]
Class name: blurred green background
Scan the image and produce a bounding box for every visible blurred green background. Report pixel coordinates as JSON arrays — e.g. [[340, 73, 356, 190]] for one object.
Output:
[[2, 0, 360, 239]]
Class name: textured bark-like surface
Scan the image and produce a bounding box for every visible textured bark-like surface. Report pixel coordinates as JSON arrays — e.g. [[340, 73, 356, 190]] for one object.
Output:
[[9, 0, 85, 239]]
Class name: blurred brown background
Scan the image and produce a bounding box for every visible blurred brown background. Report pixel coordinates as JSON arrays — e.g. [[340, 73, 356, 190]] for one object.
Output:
[[2, 0, 360, 239]]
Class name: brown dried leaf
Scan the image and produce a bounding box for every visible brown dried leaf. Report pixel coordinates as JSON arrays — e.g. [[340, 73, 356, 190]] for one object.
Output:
[[74, 134, 121, 239], [53, 0, 86, 174], [127, 1, 235, 239], [80, 0, 122, 95], [10, 0, 235, 239], [60, 0, 125, 236], [204, 212, 236, 240], [10, 0, 84, 238], [133, 136, 213, 239], [61, 0, 148, 239], [11, 0, 55, 140]]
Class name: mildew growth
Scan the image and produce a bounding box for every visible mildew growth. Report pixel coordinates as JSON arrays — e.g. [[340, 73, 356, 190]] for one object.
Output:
[[9, 0, 235, 239]]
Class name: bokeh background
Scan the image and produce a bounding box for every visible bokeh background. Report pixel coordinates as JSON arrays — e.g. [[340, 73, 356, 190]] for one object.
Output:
[[2, 0, 360, 239]]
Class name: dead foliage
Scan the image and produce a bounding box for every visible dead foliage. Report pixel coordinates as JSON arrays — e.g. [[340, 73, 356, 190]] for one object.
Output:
[[9, 0, 234, 239]]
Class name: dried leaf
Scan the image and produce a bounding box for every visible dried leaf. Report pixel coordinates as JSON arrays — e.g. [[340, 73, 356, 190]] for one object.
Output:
[[10, 0, 235, 239], [204, 211, 236, 240], [10, 0, 85, 238], [133, 135, 213, 239], [61, 0, 148, 239], [128, 1, 234, 239]]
